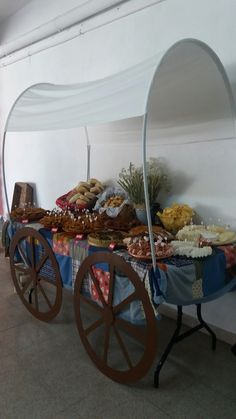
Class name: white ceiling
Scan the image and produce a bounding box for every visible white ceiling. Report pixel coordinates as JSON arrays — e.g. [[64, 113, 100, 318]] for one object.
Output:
[[0, 0, 32, 22]]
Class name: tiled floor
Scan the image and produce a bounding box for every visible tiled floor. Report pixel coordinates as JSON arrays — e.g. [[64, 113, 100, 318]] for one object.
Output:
[[1, 251, 236, 419]]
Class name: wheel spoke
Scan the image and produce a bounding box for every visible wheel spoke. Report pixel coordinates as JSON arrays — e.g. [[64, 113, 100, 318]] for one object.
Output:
[[29, 236, 36, 268], [20, 275, 33, 295], [84, 317, 104, 336], [17, 244, 31, 267], [89, 267, 107, 307], [103, 325, 111, 364], [38, 283, 53, 309], [79, 293, 103, 313], [115, 317, 146, 345], [113, 324, 133, 369], [113, 291, 138, 314], [10, 228, 63, 322], [36, 253, 49, 273], [14, 264, 31, 274], [37, 275, 57, 286], [108, 263, 115, 308]]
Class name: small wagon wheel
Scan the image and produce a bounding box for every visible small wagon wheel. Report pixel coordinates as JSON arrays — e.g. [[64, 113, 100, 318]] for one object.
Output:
[[1, 219, 10, 256], [74, 252, 157, 383], [10, 227, 62, 321]]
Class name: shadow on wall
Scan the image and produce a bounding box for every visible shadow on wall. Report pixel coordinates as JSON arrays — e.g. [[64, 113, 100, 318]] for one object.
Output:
[[168, 169, 195, 196], [157, 160, 195, 207], [226, 65, 236, 115]]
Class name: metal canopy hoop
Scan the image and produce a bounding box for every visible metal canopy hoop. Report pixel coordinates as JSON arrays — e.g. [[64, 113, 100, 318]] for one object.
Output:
[[2, 38, 235, 270], [142, 38, 236, 269]]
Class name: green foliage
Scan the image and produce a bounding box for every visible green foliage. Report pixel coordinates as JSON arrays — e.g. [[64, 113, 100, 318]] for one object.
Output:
[[118, 158, 170, 205]]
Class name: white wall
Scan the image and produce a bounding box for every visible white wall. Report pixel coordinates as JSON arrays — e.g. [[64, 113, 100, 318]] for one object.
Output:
[[1, 0, 236, 338]]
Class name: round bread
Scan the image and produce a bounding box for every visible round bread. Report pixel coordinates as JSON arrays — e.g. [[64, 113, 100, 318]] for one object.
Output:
[[90, 186, 102, 195], [76, 198, 88, 205], [88, 178, 100, 185], [68, 192, 81, 204], [76, 186, 89, 194], [66, 190, 76, 202], [95, 183, 104, 191], [77, 193, 90, 203], [84, 191, 96, 200], [77, 181, 90, 189]]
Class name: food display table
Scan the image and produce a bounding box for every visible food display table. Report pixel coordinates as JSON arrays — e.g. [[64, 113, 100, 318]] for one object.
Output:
[[10, 222, 236, 304], [7, 221, 236, 386]]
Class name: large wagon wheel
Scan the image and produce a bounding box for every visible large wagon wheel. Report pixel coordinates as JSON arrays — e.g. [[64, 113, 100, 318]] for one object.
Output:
[[10, 227, 62, 321], [74, 252, 157, 383]]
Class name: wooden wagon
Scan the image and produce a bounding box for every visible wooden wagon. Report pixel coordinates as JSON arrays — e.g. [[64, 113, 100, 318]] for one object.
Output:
[[3, 39, 236, 386]]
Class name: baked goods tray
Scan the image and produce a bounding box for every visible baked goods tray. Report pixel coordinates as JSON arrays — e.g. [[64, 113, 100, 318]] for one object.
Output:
[[128, 249, 173, 261]]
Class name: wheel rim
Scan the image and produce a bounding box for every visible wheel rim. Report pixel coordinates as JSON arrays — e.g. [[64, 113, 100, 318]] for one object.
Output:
[[10, 227, 62, 321], [74, 252, 157, 383]]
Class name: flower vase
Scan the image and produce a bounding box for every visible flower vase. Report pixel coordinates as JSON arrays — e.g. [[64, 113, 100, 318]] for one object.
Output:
[[135, 207, 148, 225]]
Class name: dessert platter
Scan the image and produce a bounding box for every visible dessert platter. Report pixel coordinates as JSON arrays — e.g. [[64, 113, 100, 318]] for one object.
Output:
[[176, 224, 236, 246], [39, 210, 70, 230], [87, 231, 127, 247], [127, 225, 174, 241], [170, 240, 212, 258], [126, 235, 173, 260], [63, 212, 104, 234], [10, 206, 47, 222]]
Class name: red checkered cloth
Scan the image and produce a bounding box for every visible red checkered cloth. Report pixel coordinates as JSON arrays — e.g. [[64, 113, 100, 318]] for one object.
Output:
[[52, 232, 72, 256], [91, 267, 110, 303], [218, 245, 236, 269]]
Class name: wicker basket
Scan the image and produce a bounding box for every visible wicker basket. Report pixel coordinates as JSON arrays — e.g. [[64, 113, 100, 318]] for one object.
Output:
[[158, 214, 192, 233], [56, 192, 90, 211]]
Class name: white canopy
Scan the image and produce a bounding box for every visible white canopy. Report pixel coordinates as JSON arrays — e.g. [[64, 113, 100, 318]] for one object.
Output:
[[3, 38, 235, 268], [5, 54, 159, 132]]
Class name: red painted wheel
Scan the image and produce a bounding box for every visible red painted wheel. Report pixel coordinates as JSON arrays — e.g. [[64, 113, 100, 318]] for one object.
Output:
[[74, 252, 157, 383], [10, 227, 62, 321]]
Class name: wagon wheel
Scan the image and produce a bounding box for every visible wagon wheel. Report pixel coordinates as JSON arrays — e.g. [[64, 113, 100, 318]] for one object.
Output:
[[74, 252, 157, 383], [1, 220, 10, 256], [10, 227, 62, 321]]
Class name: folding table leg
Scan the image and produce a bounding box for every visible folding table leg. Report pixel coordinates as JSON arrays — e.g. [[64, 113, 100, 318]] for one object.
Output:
[[154, 305, 183, 388], [154, 304, 217, 388]]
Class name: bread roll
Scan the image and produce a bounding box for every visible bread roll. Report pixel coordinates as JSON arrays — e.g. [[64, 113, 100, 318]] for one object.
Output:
[[69, 193, 81, 204], [76, 186, 89, 194], [89, 178, 104, 189], [76, 181, 90, 190], [84, 191, 96, 200], [77, 193, 90, 203], [76, 198, 88, 205], [90, 186, 101, 194]]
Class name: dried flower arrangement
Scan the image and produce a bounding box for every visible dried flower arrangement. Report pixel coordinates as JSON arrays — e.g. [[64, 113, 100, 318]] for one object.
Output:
[[118, 158, 170, 208]]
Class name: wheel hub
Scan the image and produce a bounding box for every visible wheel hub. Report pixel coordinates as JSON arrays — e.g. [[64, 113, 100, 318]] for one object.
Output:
[[103, 307, 114, 326]]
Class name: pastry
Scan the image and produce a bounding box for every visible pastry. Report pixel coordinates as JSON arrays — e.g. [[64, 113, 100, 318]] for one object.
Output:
[[103, 195, 124, 208], [11, 207, 47, 222], [128, 225, 173, 241], [171, 240, 212, 258], [127, 235, 173, 259], [88, 231, 126, 247]]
